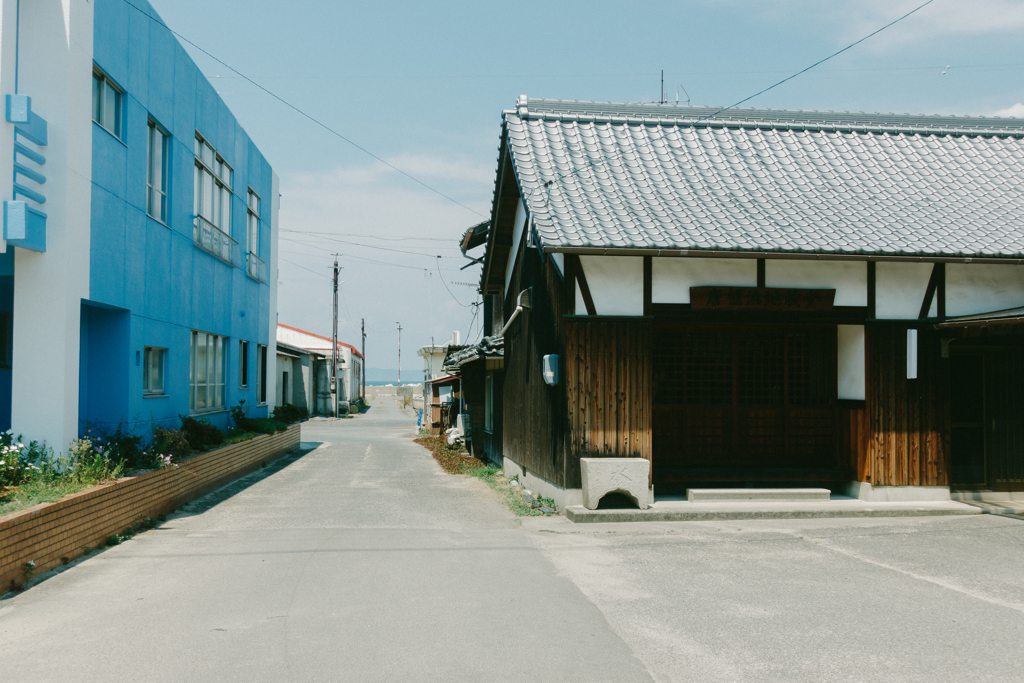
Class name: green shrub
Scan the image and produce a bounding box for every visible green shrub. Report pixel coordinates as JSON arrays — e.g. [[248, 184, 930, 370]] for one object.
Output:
[[152, 426, 193, 460], [61, 437, 123, 485], [92, 423, 146, 470], [231, 401, 288, 434], [271, 403, 307, 424], [179, 415, 225, 450], [224, 428, 258, 444]]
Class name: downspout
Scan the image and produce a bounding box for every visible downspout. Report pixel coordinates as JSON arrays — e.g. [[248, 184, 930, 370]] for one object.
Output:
[[499, 288, 532, 337]]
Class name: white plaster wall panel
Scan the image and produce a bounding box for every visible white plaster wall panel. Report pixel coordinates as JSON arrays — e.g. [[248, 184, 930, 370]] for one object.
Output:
[[503, 200, 527, 296], [266, 171, 280, 413], [651, 258, 756, 304], [837, 325, 866, 401], [0, 0, 19, 253], [579, 255, 643, 315], [549, 251, 564, 277], [946, 264, 1024, 316], [575, 280, 586, 314], [765, 260, 867, 306], [11, 0, 94, 450], [875, 262, 934, 319]]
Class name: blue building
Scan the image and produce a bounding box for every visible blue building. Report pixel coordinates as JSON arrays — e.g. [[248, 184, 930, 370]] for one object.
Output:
[[0, 0, 279, 451]]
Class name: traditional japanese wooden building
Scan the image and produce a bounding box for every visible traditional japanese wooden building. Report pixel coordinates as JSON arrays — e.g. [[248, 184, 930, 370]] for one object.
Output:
[[474, 97, 1024, 508]]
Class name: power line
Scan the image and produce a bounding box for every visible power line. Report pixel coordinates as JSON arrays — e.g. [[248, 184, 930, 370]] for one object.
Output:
[[556, 0, 939, 186], [278, 256, 333, 280], [280, 233, 460, 258], [121, 0, 484, 219], [280, 229, 456, 243], [436, 257, 471, 307]]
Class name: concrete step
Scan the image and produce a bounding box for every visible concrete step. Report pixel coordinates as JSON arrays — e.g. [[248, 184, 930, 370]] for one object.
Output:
[[565, 501, 982, 523], [687, 488, 831, 502]]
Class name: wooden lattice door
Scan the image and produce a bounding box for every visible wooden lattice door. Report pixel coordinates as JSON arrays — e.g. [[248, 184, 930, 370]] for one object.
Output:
[[653, 324, 837, 483]]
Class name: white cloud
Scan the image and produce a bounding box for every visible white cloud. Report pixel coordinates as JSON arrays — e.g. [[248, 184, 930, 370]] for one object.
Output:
[[993, 103, 1024, 118], [705, 0, 1024, 45], [275, 155, 492, 367]]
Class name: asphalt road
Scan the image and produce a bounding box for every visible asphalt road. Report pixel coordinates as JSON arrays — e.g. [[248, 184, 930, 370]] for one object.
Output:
[[3, 399, 1024, 682]]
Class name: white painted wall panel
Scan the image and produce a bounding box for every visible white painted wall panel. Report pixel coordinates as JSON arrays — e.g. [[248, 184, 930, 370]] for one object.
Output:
[[10, 0, 94, 450], [837, 325, 865, 401], [946, 264, 1024, 316], [579, 255, 644, 315], [875, 262, 933, 319], [765, 260, 867, 306], [575, 280, 586, 314], [651, 258, 756, 304], [503, 200, 527, 296], [549, 252, 564, 277]]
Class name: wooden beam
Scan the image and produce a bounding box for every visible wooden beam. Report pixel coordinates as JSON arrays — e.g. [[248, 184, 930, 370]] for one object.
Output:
[[757, 259, 766, 288], [573, 255, 597, 315], [918, 263, 943, 319], [643, 256, 652, 316], [936, 263, 946, 318], [867, 261, 876, 320]]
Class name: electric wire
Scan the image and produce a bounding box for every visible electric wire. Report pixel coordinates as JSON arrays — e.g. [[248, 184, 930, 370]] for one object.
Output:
[[121, 0, 485, 219], [555, 0, 939, 185], [437, 257, 472, 307]]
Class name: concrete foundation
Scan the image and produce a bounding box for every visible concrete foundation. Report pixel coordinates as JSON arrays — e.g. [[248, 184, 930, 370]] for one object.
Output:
[[951, 490, 1024, 503], [501, 457, 582, 511], [846, 482, 952, 502], [688, 488, 830, 502]]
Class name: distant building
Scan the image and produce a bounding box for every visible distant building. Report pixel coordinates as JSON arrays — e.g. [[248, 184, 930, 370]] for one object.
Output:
[[277, 324, 362, 410], [1, 0, 278, 449]]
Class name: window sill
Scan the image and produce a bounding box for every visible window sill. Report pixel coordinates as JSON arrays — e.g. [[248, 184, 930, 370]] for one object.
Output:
[[190, 408, 229, 416], [147, 214, 171, 230], [92, 120, 126, 147], [143, 393, 169, 399]]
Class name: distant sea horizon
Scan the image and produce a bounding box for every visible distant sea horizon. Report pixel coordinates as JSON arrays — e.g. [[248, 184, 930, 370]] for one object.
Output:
[[364, 379, 422, 386]]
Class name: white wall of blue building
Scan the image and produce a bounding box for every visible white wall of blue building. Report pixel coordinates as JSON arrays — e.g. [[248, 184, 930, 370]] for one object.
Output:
[[7, 0, 94, 451]]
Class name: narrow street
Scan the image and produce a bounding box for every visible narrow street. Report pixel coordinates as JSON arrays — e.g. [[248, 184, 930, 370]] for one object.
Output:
[[3, 400, 1024, 682]]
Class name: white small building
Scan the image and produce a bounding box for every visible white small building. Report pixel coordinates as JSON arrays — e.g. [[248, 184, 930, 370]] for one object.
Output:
[[417, 331, 462, 407], [277, 324, 362, 410]]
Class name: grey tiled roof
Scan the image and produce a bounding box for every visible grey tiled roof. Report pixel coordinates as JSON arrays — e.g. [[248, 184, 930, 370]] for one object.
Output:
[[505, 97, 1024, 259], [444, 336, 504, 371]]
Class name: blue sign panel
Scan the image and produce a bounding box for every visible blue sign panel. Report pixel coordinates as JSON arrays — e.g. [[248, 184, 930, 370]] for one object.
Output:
[[4, 94, 47, 252]]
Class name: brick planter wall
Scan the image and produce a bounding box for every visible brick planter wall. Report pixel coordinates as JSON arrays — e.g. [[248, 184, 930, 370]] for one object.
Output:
[[0, 423, 301, 593]]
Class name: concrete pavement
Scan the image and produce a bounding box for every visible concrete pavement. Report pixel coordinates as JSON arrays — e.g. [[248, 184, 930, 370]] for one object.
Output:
[[0, 402, 651, 683], [3, 399, 1024, 682]]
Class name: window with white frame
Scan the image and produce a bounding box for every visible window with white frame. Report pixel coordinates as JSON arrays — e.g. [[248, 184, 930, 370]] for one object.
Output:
[[246, 190, 260, 256], [257, 344, 268, 404], [143, 347, 166, 396], [239, 340, 249, 388], [484, 374, 493, 433], [190, 331, 226, 413], [147, 120, 169, 223], [194, 133, 233, 233], [92, 70, 122, 138]]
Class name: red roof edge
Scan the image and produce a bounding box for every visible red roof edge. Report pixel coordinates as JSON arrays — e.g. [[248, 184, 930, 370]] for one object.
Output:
[[278, 323, 364, 359]]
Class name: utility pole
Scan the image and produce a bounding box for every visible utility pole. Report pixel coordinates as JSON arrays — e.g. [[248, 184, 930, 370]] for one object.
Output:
[[396, 322, 402, 385], [361, 318, 366, 399], [332, 256, 339, 418]]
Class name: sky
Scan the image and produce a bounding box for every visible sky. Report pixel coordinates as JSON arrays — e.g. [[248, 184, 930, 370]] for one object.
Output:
[[148, 0, 1024, 379]]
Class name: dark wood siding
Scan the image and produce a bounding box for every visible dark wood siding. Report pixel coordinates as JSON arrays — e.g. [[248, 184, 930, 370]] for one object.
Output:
[[865, 325, 950, 486], [501, 245, 568, 486], [564, 318, 653, 488]]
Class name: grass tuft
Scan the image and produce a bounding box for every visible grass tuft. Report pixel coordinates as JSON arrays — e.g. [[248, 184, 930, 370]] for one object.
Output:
[[414, 436, 557, 516]]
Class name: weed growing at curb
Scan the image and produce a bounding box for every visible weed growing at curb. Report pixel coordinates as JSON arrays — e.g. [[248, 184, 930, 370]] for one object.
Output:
[[106, 516, 160, 547], [414, 436, 558, 516]]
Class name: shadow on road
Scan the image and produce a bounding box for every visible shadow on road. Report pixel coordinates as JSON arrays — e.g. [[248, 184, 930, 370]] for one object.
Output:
[[173, 442, 323, 518]]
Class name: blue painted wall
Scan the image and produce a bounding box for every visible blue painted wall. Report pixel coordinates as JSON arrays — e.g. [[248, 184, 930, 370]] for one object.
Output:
[[86, 0, 274, 436], [0, 249, 12, 432]]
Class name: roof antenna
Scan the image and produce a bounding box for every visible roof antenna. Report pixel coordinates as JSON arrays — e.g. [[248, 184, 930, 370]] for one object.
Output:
[[660, 70, 665, 104], [677, 84, 691, 105]]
